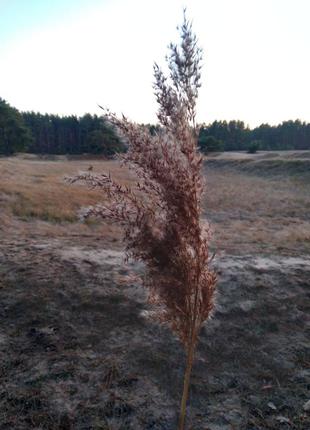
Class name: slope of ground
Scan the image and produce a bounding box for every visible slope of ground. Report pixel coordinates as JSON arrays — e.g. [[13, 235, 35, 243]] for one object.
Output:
[[206, 151, 310, 180]]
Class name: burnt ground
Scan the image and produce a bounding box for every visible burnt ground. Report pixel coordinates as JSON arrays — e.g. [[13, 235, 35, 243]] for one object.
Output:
[[0, 234, 309, 430]]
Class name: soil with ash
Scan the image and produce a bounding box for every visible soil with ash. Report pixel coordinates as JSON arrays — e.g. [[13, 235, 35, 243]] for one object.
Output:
[[0, 234, 309, 429]]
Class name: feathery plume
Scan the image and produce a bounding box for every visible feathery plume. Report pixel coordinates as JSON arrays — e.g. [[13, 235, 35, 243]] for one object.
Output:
[[69, 12, 217, 429]]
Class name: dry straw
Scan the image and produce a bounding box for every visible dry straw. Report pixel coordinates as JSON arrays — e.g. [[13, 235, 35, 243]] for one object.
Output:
[[70, 12, 217, 429]]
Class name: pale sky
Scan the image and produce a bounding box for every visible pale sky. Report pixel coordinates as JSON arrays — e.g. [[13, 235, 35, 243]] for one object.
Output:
[[0, 0, 309, 127]]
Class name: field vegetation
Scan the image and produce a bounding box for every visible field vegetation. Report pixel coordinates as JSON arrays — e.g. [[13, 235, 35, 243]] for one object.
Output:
[[1, 152, 309, 254], [0, 153, 309, 429]]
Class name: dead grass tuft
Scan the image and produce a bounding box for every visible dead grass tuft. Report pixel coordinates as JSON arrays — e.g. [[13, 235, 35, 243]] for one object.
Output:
[[0, 158, 133, 241], [204, 165, 310, 253]]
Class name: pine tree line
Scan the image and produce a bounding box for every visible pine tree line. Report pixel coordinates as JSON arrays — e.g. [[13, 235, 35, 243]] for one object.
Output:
[[22, 111, 125, 156], [1, 98, 309, 156], [199, 120, 310, 153], [0, 98, 125, 156]]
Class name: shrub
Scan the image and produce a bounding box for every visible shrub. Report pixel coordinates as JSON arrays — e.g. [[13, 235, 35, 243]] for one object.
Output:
[[247, 140, 261, 154], [198, 135, 224, 153]]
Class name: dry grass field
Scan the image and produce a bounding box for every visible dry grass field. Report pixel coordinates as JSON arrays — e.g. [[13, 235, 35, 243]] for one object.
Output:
[[0, 152, 309, 429]]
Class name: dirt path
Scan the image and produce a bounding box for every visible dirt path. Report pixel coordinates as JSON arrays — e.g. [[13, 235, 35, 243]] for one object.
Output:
[[0, 235, 309, 429]]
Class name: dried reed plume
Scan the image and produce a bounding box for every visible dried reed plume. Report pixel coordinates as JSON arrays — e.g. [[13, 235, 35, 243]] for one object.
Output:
[[70, 13, 217, 429]]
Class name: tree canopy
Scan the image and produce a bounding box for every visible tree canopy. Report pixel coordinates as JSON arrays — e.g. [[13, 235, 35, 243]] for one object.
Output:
[[0, 98, 33, 155], [1, 97, 309, 156], [22, 111, 125, 156], [199, 119, 310, 152]]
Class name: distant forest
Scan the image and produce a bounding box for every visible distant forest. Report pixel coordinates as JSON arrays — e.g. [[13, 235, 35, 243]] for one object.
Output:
[[1, 98, 310, 156]]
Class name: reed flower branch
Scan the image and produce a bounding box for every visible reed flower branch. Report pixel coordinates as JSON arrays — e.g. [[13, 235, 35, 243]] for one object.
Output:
[[69, 12, 217, 429]]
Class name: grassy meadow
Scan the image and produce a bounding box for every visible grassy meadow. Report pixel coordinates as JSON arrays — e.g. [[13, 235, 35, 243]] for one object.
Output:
[[1, 152, 309, 254]]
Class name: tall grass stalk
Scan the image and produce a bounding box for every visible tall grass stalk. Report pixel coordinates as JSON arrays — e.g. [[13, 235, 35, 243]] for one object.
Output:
[[70, 12, 217, 429]]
